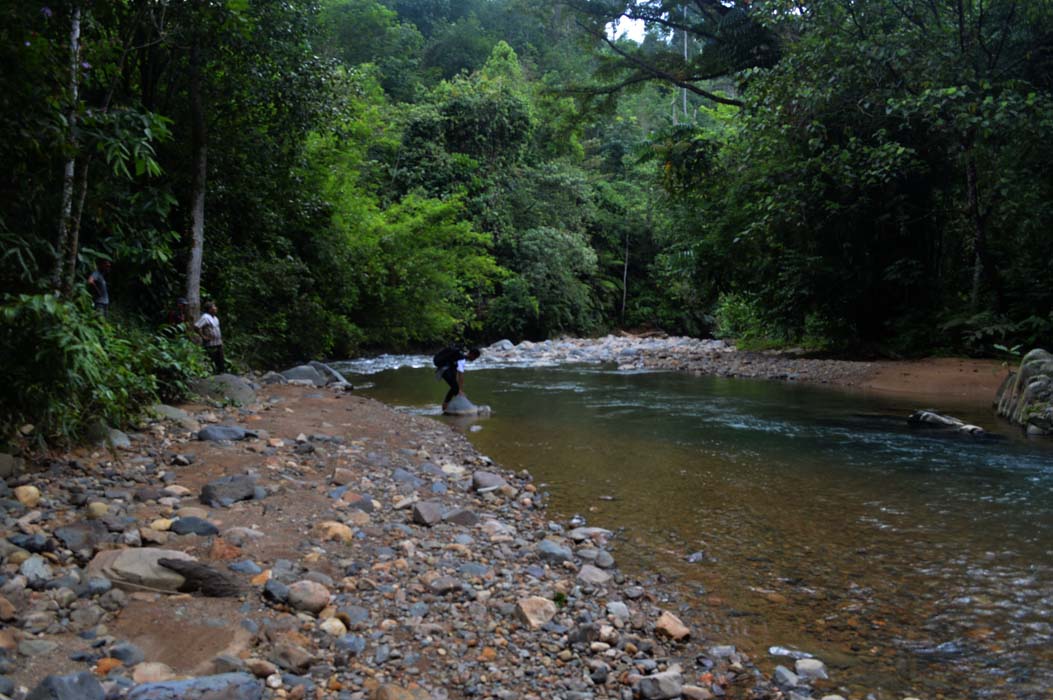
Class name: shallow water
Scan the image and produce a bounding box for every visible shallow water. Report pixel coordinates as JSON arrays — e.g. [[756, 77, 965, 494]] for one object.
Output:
[[338, 359, 1053, 699]]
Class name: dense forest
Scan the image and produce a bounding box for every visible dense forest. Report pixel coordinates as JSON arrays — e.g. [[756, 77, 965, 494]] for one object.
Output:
[[3, 0, 1053, 442]]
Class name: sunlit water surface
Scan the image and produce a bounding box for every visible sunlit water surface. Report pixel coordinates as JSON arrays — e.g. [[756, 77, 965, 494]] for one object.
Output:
[[335, 358, 1053, 699]]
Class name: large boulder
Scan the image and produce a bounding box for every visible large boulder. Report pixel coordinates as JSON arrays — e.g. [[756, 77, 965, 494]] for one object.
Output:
[[997, 348, 1053, 436], [85, 548, 195, 593], [190, 374, 257, 406], [444, 394, 492, 417], [280, 365, 326, 387]]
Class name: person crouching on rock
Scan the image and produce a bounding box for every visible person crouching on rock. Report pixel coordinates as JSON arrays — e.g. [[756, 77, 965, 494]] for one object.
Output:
[[438, 346, 480, 413], [194, 301, 225, 374]]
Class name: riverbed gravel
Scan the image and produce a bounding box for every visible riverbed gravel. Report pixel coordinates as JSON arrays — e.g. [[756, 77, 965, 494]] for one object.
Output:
[[0, 381, 861, 700]]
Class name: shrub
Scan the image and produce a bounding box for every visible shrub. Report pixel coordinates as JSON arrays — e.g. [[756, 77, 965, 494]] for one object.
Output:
[[0, 293, 206, 446]]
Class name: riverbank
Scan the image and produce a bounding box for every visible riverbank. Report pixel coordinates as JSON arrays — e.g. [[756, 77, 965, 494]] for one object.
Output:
[[0, 380, 839, 700], [477, 335, 1010, 406]]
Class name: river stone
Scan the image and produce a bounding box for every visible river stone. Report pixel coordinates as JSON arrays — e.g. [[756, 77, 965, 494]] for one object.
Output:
[[444, 507, 479, 526], [200, 475, 257, 507], [638, 670, 683, 700], [54, 519, 111, 559], [26, 671, 104, 700], [795, 658, 828, 680], [516, 596, 557, 629], [412, 501, 443, 527], [471, 470, 506, 491], [105, 429, 132, 449], [655, 610, 690, 640], [774, 665, 800, 688], [577, 564, 611, 586], [374, 684, 432, 700], [271, 643, 316, 673], [536, 539, 573, 563], [131, 662, 178, 683], [14, 485, 40, 508], [308, 360, 351, 386], [280, 365, 326, 387], [170, 517, 219, 536], [127, 672, 262, 700], [197, 425, 254, 442], [20, 554, 53, 586], [444, 394, 492, 416], [85, 548, 194, 592], [189, 374, 257, 406], [314, 521, 353, 543], [19, 639, 59, 656], [150, 404, 200, 431], [287, 581, 330, 614], [110, 641, 145, 666]]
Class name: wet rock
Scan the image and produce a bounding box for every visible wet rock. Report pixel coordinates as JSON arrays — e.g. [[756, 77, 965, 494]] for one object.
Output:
[[189, 374, 257, 407], [287, 580, 330, 614], [197, 425, 255, 442], [200, 475, 257, 507], [412, 501, 443, 527], [85, 548, 194, 592], [309, 360, 351, 386], [26, 671, 104, 700], [444, 394, 492, 416], [774, 665, 800, 688], [516, 596, 557, 629], [638, 670, 683, 700], [127, 672, 262, 700], [655, 611, 690, 641]]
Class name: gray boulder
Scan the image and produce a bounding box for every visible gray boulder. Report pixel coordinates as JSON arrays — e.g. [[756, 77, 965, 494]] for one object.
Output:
[[280, 365, 326, 387], [127, 673, 262, 700], [197, 425, 254, 442], [309, 360, 351, 386], [190, 374, 257, 406], [150, 404, 200, 431], [997, 348, 1053, 434], [444, 394, 492, 416], [85, 548, 195, 592], [260, 371, 287, 385], [201, 474, 258, 507], [27, 672, 104, 700]]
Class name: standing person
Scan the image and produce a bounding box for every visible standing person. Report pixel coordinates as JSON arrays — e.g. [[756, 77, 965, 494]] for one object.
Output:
[[436, 346, 481, 412], [194, 301, 225, 374], [87, 260, 112, 315]]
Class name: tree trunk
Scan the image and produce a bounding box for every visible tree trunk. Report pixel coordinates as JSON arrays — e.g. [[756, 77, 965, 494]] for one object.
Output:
[[185, 43, 207, 320], [621, 231, 630, 323], [62, 160, 91, 293], [52, 5, 81, 293]]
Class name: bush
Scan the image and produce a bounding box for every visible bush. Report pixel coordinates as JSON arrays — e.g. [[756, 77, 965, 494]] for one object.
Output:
[[713, 292, 769, 343], [0, 293, 206, 446]]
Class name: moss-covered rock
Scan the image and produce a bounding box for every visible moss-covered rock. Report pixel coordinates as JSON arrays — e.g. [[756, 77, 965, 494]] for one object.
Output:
[[996, 348, 1053, 436]]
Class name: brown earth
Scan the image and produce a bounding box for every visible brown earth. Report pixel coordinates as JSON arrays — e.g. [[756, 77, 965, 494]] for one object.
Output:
[[854, 357, 1011, 404]]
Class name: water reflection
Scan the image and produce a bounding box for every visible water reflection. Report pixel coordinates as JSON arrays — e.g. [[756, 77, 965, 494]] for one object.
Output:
[[350, 362, 1053, 699]]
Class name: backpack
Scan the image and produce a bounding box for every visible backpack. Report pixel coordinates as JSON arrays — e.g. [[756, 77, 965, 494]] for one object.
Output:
[[433, 344, 463, 369]]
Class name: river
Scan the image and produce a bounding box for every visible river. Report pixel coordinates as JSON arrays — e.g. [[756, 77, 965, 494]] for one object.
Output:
[[334, 356, 1053, 699]]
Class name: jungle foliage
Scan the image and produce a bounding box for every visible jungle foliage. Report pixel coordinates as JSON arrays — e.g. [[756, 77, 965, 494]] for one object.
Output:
[[3, 0, 1053, 443]]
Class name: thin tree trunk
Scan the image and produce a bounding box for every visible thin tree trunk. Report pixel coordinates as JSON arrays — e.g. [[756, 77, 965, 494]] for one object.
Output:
[[62, 160, 91, 293], [52, 5, 81, 293], [621, 231, 630, 323], [185, 43, 207, 320]]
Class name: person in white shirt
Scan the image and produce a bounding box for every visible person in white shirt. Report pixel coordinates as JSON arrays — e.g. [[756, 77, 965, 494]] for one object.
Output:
[[194, 301, 225, 374], [440, 347, 480, 412]]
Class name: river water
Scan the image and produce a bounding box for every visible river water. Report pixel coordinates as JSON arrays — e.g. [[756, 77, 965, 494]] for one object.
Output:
[[335, 357, 1053, 699]]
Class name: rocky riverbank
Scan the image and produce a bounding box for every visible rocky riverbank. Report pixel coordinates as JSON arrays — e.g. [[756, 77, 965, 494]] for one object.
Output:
[[1, 379, 855, 700]]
